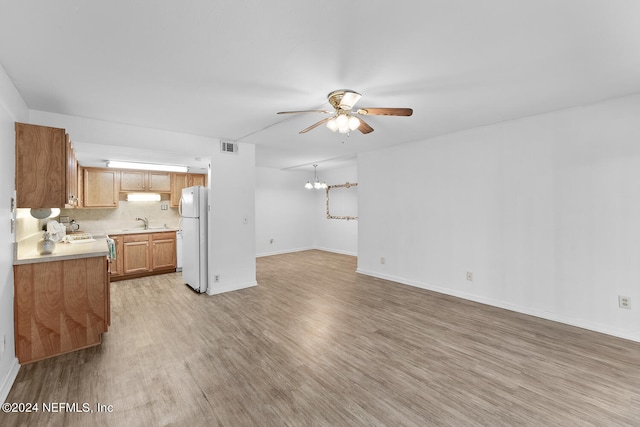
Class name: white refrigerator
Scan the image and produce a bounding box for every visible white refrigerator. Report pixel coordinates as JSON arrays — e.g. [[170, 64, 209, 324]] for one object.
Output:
[[180, 186, 208, 293]]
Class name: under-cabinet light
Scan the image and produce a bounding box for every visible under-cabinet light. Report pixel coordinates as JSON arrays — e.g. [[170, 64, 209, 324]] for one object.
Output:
[[30, 208, 61, 219], [106, 161, 188, 173], [126, 193, 161, 202]]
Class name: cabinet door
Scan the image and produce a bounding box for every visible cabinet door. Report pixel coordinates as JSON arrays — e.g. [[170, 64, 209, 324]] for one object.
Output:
[[152, 233, 176, 270], [84, 168, 119, 207], [15, 123, 66, 208], [66, 134, 79, 207], [148, 172, 171, 192], [123, 234, 151, 274], [13, 257, 108, 364], [110, 235, 124, 277], [171, 173, 189, 207], [120, 170, 146, 191], [77, 166, 84, 207], [189, 174, 206, 187]]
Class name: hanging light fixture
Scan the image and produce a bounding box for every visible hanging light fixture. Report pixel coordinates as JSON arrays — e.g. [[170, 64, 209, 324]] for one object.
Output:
[[305, 165, 327, 190]]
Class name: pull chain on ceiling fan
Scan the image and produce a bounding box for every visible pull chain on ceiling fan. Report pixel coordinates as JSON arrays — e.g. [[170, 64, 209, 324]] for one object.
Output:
[[278, 89, 413, 135]]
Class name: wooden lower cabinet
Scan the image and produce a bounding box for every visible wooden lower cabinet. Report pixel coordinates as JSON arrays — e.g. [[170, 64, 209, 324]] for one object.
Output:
[[152, 232, 177, 270], [123, 234, 151, 274], [111, 231, 176, 281], [14, 256, 110, 364], [109, 234, 124, 277]]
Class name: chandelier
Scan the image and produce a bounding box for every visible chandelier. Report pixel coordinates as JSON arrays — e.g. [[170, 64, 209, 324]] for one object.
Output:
[[305, 165, 327, 190]]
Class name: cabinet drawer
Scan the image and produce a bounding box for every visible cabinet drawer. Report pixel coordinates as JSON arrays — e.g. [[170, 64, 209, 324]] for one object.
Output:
[[151, 232, 176, 240], [124, 234, 151, 243]]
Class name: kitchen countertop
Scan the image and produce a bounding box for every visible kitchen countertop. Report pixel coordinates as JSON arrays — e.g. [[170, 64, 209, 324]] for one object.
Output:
[[105, 227, 180, 236], [14, 233, 110, 265]]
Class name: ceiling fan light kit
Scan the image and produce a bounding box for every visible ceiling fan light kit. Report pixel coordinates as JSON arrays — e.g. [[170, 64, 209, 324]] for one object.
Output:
[[278, 89, 413, 135]]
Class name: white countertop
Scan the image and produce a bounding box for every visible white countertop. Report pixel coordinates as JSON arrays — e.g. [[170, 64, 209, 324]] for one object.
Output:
[[14, 233, 110, 265], [105, 227, 180, 236]]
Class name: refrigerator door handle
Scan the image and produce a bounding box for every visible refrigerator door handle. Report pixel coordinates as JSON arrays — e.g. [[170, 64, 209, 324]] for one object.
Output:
[[178, 196, 183, 217]]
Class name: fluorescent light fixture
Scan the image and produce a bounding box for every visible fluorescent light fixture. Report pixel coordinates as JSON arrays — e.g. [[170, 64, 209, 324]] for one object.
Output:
[[126, 193, 161, 202], [107, 160, 188, 173]]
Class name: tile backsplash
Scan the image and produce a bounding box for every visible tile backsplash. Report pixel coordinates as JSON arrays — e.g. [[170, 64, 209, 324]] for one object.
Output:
[[59, 200, 181, 234]]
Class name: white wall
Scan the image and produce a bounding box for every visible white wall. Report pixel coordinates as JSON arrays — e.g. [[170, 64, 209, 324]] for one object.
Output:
[[255, 164, 358, 257], [255, 167, 315, 256], [313, 164, 358, 256], [358, 93, 640, 342], [207, 144, 257, 294], [0, 63, 28, 403]]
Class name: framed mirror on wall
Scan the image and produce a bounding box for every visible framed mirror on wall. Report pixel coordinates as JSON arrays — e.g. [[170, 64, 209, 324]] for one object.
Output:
[[326, 182, 358, 220]]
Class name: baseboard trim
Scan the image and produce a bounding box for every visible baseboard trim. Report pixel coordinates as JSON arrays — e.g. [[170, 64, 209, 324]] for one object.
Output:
[[356, 268, 640, 343], [206, 280, 258, 295], [256, 247, 314, 258], [313, 247, 357, 257], [257, 246, 356, 258], [0, 357, 20, 404]]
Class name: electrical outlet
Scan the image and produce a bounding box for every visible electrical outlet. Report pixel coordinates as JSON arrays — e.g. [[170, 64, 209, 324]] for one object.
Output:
[[214, 274, 220, 283], [466, 272, 473, 281], [380, 257, 385, 265], [619, 296, 631, 309]]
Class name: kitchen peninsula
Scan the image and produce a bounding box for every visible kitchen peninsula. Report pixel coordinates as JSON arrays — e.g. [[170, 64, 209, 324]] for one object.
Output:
[[13, 234, 111, 364]]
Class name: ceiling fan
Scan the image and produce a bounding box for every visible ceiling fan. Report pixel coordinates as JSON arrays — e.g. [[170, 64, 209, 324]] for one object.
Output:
[[277, 89, 413, 135]]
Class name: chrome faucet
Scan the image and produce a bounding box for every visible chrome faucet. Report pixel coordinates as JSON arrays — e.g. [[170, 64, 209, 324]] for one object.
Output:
[[135, 217, 149, 230]]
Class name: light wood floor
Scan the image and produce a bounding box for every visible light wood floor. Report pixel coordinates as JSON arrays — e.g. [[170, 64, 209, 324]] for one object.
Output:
[[2, 250, 640, 426]]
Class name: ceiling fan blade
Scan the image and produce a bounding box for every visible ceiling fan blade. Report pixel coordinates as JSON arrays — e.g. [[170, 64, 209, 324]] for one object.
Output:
[[277, 110, 332, 115], [358, 118, 374, 134], [300, 117, 332, 134], [356, 107, 413, 116]]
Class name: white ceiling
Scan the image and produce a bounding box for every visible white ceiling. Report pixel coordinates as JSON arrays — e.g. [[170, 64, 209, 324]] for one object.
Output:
[[1, 1, 640, 171]]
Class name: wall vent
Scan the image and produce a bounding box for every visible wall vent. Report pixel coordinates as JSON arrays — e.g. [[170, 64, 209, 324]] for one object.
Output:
[[220, 141, 238, 154]]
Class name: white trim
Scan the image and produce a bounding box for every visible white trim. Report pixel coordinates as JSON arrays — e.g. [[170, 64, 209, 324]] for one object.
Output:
[[256, 246, 314, 258], [256, 246, 356, 258], [0, 357, 20, 404], [356, 268, 640, 344], [313, 246, 357, 257], [206, 280, 258, 296]]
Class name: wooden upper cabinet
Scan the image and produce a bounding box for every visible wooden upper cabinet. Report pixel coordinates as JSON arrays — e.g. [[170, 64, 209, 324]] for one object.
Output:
[[120, 170, 146, 191], [171, 173, 189, 207], [83, 168, 119, 208], [148, 172, 171, 192], [66, 134, 79, 208], [170, 173, 206, 207], [190, 174, 206, 187], [15, 123, 66, 208], [120, 170, 171, 192]]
